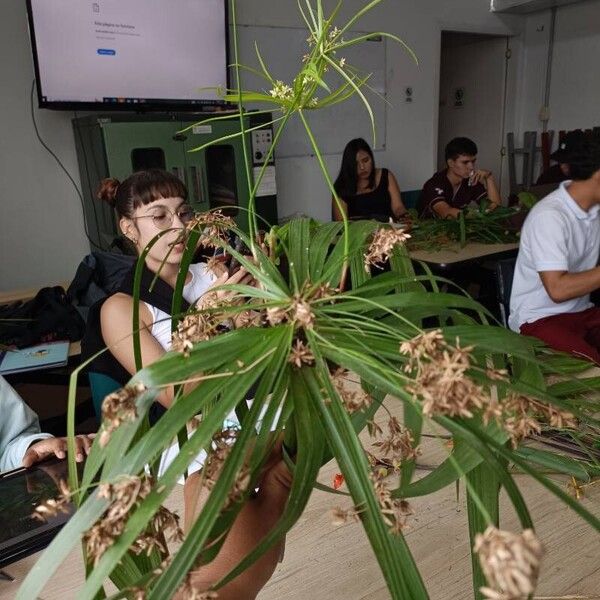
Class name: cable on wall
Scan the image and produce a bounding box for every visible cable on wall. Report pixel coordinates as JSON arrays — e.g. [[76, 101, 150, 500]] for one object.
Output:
[[29, 78, 102, 250]]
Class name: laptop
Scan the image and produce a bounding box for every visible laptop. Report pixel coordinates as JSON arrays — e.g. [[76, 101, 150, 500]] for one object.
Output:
[[0, 341, 69, 376], [0, 459, 76, 568]]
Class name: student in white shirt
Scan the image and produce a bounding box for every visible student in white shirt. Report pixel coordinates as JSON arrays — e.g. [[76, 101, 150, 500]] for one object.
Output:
[[0, 375, 93, 472], [509, 130, 600, 363]]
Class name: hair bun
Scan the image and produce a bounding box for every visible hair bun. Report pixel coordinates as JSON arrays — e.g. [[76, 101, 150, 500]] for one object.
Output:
[[97, 177, 120, 208]]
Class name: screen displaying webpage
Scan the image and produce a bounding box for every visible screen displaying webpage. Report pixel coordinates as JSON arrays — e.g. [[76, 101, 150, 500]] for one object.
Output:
[[29, 0, 227, 105]]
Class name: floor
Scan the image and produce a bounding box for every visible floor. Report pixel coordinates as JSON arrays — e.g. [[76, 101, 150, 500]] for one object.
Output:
[[2, 398, 599, 600]]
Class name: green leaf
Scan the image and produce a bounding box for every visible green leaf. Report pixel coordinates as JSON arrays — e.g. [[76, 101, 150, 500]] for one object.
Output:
[[308, 221, 343, 280], [212, 368, 326, 589], [305, 337, 429, 599], [286, 218, 312, 291], [466, 463, 500, 600], [515, 446, 591, 480], [400, 401, 422, 489]]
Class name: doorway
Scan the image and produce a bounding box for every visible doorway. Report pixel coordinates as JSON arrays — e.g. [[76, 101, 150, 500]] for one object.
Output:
[[437, 31, 511, 195]]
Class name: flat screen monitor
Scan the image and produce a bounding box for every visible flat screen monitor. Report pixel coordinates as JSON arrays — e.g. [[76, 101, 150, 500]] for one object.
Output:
[[26, 0, 229, 112]]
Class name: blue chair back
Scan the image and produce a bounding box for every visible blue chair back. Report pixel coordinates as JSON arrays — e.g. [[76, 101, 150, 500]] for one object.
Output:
[[402, 189, 421, 211], [88, 372, 121, 418]]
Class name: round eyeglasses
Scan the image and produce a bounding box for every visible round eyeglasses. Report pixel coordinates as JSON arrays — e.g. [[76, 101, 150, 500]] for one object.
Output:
[[134, 205, 196, 230]]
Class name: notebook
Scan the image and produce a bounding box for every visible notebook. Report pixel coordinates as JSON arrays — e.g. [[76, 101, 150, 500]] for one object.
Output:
[[0, 341, 69, 375]]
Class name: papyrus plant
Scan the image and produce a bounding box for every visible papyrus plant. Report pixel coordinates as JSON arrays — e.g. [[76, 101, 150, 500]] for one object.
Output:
[[18, 2, 600, 599]]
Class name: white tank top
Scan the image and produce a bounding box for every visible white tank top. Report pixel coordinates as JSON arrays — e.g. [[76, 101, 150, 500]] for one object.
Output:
[[143, 262, 216, 351]]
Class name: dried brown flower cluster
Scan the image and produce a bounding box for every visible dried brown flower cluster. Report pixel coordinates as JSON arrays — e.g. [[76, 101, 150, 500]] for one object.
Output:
[[291, 296, 315, 329], [200, 428, 250, 510], [330, 417, 415, 533], [265, 295, 316, 329], [364, 224, 411, 272], [84, 475, 183, 566], [266, 305, 287, 326], [172, 311, 222, 357], [99, 383, 146, 447], [401, 332, 487, 419], [187, 210, 236, 249], [178, 576, 220, 600], [331, 368, 373, 413], [500, 393, 577, 448], [32, 479, 71, 522], [172, 289, 261, 356], [370, 470, 413, 535], [400, 330, 576, 447], [370, 416, 420, 472], [331, 505, 362, 526], [234, 309, 262, 329], [474, 526, 544, 600], [311, 282, 339, 301], [288, 339, 315, 367]]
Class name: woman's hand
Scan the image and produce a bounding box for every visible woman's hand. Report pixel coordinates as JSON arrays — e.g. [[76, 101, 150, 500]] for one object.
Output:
[[197, 267, 254, 310]]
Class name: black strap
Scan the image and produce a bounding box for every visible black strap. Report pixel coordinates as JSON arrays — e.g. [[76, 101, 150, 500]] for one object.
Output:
[[82, 262, 192, 386]]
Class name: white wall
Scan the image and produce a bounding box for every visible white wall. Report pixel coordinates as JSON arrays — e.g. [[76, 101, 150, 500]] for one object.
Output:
[[0, 0, 524, 290], [0, 1, 89, 291], [237, 0, 524, 221], [516, 0, 600, 141]]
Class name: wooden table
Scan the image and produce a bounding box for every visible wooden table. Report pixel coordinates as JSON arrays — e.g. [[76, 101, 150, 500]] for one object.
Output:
[[410, 241, 519, 268]]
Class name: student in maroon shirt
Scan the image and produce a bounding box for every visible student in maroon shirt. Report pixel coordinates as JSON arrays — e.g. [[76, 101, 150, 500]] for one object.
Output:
[[418, 137, 501, 218]]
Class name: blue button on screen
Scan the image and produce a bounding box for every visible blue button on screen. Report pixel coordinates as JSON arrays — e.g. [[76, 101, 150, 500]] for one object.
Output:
[[97, 48, 116, 56]]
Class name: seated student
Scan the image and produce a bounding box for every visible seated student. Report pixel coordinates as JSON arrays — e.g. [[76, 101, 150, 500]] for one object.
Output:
[[535, 138, 576, 186], [0, 375, 93, 472], [82, 169, 249, 422], [535, 162, 570, 186], [332, 138, 408, 222], [419, 137, 501, 219], [509, 130, 600, 363], [81, 170, 293, 599]]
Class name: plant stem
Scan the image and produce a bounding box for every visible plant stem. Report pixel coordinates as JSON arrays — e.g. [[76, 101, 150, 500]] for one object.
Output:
[[297, 108, 350, 286], [230, 0, 257, 250]]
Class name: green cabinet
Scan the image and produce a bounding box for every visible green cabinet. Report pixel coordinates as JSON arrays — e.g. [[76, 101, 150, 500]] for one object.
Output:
[[73, 113, 277, 250]]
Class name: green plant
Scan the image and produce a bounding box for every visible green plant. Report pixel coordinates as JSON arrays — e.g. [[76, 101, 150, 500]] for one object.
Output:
[[17, 2, 600, 600], [407, 202, 523, 250]]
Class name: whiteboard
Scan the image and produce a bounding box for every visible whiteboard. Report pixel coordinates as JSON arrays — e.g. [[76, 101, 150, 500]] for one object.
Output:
[[232, 25, 387, 158]]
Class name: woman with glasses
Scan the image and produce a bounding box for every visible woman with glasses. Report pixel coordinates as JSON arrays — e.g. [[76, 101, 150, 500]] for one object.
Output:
[[82, 170, 293, 597], [82, 169, 248, 422]]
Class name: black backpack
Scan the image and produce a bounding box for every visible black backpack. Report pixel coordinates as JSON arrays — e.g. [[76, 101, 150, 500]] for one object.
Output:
[[0, 286, 86, 349], [67, 251, 135, 321]]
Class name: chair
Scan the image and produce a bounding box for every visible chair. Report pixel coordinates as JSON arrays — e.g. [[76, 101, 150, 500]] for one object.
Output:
[[402, 189, 421, 211], [495, 257, 517, 328], [88, 372, 121, 419]]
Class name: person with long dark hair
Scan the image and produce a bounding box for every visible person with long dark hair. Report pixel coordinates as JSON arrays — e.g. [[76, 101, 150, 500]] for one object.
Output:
[[332, 138, 407, 221]]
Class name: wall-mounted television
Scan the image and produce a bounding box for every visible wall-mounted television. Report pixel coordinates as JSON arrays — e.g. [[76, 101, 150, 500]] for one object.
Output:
[[26, 0, 229, 112]]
